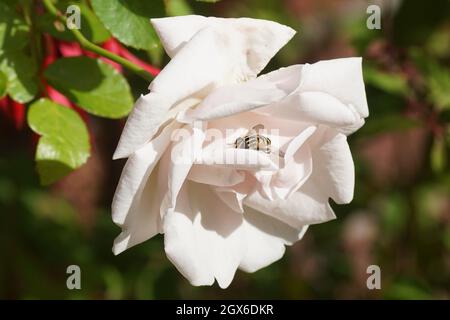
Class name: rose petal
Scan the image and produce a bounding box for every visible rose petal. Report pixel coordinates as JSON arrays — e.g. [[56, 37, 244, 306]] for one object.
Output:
[[112, 121, 179, 226], [112, 167, 161, 255], [151, 15, 210, 58], [244, 178, 336, 229], [160, 124, 206, 217], [256, 58, 368, 134], [269, 144, 313, 199], [188, 164, 245, 187], [163, 181, 244, 288], [113, 93, 198, 160], [179, 65, 302, 122], [196, 148, 280, 171], [258, 91, 361, 128], [239, 206, 308, 273], [151, 15, 296, 74], [298, 57, 368, 118], [309, 127, 355, 204], [112, 122, 179, 255]]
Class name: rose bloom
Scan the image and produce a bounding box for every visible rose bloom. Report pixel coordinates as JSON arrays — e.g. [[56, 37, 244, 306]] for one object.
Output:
[[112, 15, 368, 288]]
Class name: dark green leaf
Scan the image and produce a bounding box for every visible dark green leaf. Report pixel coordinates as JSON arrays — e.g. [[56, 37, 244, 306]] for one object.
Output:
[[91, 0, 165, 50], [0, 2, 29, 51], [27, 98, 90, 185], [37, 2, 110, 44], [44, 56, 133, 119]]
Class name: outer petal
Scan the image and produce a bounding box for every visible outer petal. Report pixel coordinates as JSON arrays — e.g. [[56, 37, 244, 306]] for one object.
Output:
[[151, 15, 296, 74], [113, 92, 170, 159], [239, 206, 308, 273], [259, 91, 361, 128], [150, 22, 294, 101], [111, 121, 179, 254], [256, 58, 368, 134], [298, 57, 368, 118], [309, 127, 355, 204], [112, 167, 161, 255], [163, 181, 244, 288], [151, 15, 210, 57]]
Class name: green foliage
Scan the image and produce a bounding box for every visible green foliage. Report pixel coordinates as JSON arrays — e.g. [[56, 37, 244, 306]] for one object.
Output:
[[410, 49, 450, 111], [426, 64, 450, 111], [431, 137, 447, 174], [384, 280, 433, 300], [363, 65, 409, 97], [0, 3, 29, 50], [393, 0, 450, 46], [38, 2, 110, 44], [0, 51, 38, 103], [44, 56, 134, 119], [91, 0, 165, 51], [27, 98, 90, 185], [165, 0, 193, 16], [0, 70, 6, 98], [0, 1, 38, 103]]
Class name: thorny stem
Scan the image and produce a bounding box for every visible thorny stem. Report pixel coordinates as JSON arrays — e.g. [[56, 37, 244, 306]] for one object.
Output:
[[42, 0, 154, 82]]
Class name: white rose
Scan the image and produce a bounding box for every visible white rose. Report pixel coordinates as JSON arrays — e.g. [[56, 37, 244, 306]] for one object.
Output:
[[112, 15, 368, 288]]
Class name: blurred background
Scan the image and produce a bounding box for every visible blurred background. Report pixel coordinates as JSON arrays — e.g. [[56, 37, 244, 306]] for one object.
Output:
[[1, 0, 450, 299]]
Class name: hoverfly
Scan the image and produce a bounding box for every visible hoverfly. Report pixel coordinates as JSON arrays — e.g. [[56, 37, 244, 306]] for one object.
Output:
[[234, 124, 272, 154]]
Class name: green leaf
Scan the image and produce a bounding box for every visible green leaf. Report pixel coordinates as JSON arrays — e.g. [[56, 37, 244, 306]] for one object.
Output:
[[363, 65, 409, 96], [91, 0, 165, 50], [426, 27, 450, 58], [0, 2, 29, 51], [431, 137, 446, 174], [37, 2, 110, 44], [0, 51, 38, 103], [196, 0, 221, 2], [164, 0, 192, 15], [410, 50, 450, 110], [0, 2, 38, 103], [427, 65, 450, 110], [44, 56, 133, 119], [384, 280, 432, 300], [0, 70, 6, 98], [27, 98, 90, 185]]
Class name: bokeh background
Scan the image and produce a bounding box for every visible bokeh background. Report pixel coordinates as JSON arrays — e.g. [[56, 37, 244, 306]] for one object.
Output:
[[1, 0, 450, 299]]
